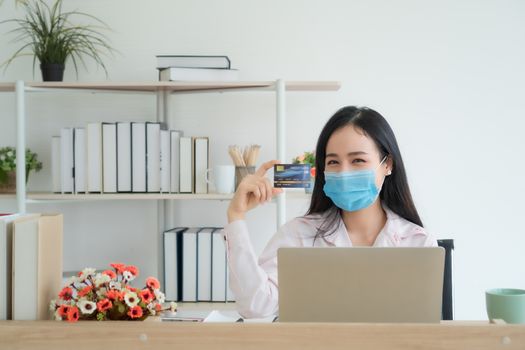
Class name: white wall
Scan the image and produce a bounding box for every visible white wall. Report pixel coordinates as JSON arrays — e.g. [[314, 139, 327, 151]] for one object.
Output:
[[1, 0, 524, 320]]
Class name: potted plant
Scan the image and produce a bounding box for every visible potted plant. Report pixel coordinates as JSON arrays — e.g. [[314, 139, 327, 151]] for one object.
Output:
[[0, 146, 42, 193], [292, 151, 316, 193], [1, 0, 113, 81]]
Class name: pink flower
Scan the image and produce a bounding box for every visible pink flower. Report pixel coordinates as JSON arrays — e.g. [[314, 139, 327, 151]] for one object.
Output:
[[67, 306, 80, 322], [106, 290, 123, 301], [102, 269, 117, 279], [139, 289, 154, 304], [57, 304, 70, 317], [127, 306, 143, 319], [110, 262, 126, 274], [58, 287, 73, 301], [125, 285, 138, 293], [125, 265, 139, 276], [146, 277, 160, 290], [78, 285, 93, 298], [97, 299, 113, 312]]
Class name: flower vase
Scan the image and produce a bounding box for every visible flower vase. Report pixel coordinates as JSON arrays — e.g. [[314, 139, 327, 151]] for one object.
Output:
[[0, 171, 16, 194]]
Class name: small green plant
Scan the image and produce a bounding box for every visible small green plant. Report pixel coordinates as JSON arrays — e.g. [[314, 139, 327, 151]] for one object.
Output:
[[293, 151, 316, 177], [1, 0, 114, 77], [292, 151, 315, 167], [0, 146, 42, 184]]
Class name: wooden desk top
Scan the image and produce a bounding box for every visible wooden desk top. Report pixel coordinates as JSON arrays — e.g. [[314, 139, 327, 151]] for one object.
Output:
[[1, 320, 524, 350]]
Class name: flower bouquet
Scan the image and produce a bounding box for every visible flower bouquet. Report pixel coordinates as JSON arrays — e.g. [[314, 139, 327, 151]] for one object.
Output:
[[50, 263, 176, 322], [292, 151, 316, 193]]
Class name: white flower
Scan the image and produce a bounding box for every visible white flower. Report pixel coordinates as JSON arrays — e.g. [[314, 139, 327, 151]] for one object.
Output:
[[0, 155, 5, 161], [169, 302, 177, 312], [96, 287, 108, 298], [81, 268, 96, 278], [122, 271, 135, 282], [54, 310, 62, 321], [147, 303, 156, 316], [93, 273, 111, 287], [77, 299, 97, 315], [65, 276, 81, 286], [154, 289, 165, 304], [124, 292, 139, 308], [49, 299, 58, 312], [109, 281, 122, 291], [6, 151, 13, 157]]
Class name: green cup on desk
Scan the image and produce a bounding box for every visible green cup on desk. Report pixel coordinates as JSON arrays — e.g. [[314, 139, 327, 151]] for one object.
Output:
[[486, 288, 525, 324]]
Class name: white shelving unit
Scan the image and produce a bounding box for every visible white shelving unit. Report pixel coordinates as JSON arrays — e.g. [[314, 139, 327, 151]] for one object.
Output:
[[1, 80, 340, 225], [0, 79, 340, 280]]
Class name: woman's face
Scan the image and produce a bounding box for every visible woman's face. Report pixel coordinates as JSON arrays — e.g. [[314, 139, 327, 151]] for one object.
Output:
[[324, 125, 392, 188]]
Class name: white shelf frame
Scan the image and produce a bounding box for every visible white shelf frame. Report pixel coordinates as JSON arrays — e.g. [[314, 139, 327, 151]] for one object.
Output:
[[5, 80, 340, 228], [3, 79, 339, 288]]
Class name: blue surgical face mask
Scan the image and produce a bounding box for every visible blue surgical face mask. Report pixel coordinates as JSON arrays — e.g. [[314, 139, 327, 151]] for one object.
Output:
[[323, 157, 387, 212]]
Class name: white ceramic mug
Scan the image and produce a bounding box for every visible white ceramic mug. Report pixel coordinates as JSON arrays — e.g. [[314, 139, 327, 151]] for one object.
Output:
[[205, 165, 235, 194]]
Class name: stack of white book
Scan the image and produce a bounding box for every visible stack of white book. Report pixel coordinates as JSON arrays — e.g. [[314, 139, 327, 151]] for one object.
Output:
[[51, 123, 210, 194], [163, 227, 235, 303], [156, 55, 239, 82]]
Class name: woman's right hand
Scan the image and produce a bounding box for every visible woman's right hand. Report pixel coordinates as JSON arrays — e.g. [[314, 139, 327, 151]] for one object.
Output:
[[227, 160, 283, 223]]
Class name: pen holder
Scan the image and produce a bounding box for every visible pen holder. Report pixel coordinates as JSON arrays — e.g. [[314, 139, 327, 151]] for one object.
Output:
[[235, 166, 255, 190]]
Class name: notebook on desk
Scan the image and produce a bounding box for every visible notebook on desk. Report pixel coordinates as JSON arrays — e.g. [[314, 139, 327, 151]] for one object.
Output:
[[277, 247, 445, 323]]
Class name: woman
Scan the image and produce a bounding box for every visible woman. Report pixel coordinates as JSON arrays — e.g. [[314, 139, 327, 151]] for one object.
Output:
[[224, 106, 437, 318]]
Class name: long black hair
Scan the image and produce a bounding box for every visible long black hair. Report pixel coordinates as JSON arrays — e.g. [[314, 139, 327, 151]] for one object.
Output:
[[307, 106, 423, 240]]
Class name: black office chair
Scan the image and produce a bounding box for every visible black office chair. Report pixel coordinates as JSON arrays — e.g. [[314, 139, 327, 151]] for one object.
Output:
[[437, 239, 454, 320]]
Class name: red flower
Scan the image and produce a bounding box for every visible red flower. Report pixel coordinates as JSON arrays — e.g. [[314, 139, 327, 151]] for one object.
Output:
[[97, 299, 113, 312], [127, 305, 143, 319], [57, 304, 70, 317], [106, 290, 123, 301], [58, 287, 73, 301], [139, 289, 154, 304], [102, 269, 117, 279], [146, 277, 160, 290], [67, 306, 80, 322], [125, 265, 139, 276], [78, 285, 93, 298], [110, 262, 126, 274], [310, 167, 316, 178], [125, 285, 138, 293], [155, 304, 162, 312]]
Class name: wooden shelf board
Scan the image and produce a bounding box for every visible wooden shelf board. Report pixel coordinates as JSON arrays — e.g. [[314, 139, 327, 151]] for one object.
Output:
[[0, 191, 310, 202], [0, 192, 233, 201], [0, 81, 340, 93]]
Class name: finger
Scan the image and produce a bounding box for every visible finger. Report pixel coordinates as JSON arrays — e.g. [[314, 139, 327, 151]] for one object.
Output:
[[264, 178, 273, 202], [257, 182, 267, 203], [272, 188, 284, 195], [255, 159, 281, 177], [249, 184, 262, 202]]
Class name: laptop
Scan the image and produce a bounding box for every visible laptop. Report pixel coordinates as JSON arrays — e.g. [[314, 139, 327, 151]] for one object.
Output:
[[277, 247, 445, 323]]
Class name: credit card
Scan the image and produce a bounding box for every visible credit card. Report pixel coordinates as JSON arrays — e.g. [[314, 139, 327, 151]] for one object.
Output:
[[273, 164, 311, 188]]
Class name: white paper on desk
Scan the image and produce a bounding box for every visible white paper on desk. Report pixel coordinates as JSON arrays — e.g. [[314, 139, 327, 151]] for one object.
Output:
[[161, 310, 210, 322], [202, 310, 276, 323], [202, 310, 241, 323], [161, 309, 276, 323], [160, 310, 239, 323]]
